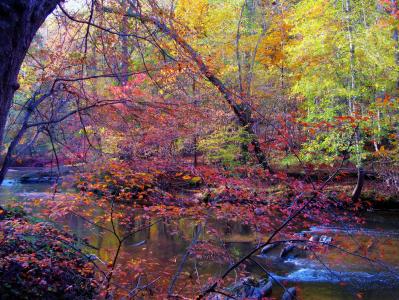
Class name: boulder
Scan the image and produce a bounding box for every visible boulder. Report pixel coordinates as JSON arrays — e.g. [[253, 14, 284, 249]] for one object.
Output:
[[226, 277, 273, 300], [309, 234, 319, 242], [280, 244, 296, 259], [237, 277, 257, 298], [260, 243, 278, 255], [251, 279, 272, 299], [319, 235, 332, 244], [129, 240, 146, 247]]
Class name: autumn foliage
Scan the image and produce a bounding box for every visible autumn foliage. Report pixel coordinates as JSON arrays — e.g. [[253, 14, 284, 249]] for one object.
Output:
[[0, 208, 97, 299]]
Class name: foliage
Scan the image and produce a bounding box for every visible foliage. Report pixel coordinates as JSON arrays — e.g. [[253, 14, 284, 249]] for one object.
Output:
[[75, 160, 203, 206], [76, 161, 158, 205], [198, 124, 254, 167], [3, 0, 399, 298], [0, 208, 97, 300]]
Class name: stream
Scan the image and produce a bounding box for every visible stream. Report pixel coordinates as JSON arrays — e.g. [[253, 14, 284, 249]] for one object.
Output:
[[1, 168, 399, 299]]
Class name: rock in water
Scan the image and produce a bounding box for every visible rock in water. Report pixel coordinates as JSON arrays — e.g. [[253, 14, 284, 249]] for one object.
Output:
[[258, 279, 272, 297], [129, 240, 146, 247], [281, 287, 296, 300], [260, 243, 278, 255], [319, 235, 332, 244], [234, 277, 257, 298], [249, 279, 273, 300], [309, 234, 319, 242], [225, 277, 274, 300], [280, 244, 296, 258]]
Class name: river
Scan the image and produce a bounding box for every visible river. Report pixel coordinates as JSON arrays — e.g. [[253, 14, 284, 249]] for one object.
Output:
[[1, 168, 399, 299]]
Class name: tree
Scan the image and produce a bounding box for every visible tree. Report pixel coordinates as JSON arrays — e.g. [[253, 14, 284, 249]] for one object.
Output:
[[0, 0, 60, 152], [104, 1, 274, 172], [286, 0, 398, 199]]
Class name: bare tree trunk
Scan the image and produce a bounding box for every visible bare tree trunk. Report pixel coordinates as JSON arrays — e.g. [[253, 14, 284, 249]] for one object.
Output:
[[192, 79, 198, 167], [0, 0, 60, 185], [352, 166, 365, 202], [345, 0, 355, 114], [391, 0, 399, 89], [394, 28, 399, 89], [344, 0, 364, 202], [235, 3, 245, 95], [120, 0, 130, 85]]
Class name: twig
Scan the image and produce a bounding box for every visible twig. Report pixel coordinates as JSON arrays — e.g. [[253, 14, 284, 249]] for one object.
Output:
[[168, 224, 202, 295]]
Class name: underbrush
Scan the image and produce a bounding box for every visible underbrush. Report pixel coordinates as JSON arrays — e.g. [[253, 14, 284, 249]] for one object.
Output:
[[70, 161, 364, 230], [75, 161, 203, 206], [0, 207, 98, 300]]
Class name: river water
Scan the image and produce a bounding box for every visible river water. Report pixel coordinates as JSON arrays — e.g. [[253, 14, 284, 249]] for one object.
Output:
[[1, 168, 399, 299]]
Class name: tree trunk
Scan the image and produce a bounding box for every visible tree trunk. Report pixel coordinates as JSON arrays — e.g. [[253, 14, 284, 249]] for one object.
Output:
[[391, 0, 399, 89], [344, 0, 364, 201], [351, 166, 365, 202], [192, 79, 198, 167], [0, 0, 60, 183], [119, 0, 130, 85]]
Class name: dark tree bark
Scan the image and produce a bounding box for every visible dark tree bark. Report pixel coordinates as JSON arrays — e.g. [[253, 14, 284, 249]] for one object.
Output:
[[0, 0, 60, 149], [351, 166, 365, 202], [115, 0, 131, 85]]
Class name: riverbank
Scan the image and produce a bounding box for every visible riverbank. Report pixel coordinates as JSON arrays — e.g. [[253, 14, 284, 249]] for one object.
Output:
[[0, 207, 98, 299]]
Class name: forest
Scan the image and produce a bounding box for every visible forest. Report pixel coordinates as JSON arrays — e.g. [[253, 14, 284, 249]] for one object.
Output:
[[0, 0, 399, 299]]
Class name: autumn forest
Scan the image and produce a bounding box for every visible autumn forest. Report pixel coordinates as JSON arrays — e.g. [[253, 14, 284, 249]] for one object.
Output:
[[1, 0, 399, 299]]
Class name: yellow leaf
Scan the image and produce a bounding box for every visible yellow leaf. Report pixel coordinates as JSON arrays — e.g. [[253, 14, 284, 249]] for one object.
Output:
[[191, 176, 202, 183]]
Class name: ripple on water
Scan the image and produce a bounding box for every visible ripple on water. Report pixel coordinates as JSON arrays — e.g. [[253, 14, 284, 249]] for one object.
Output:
[[1, 179, 17, 186], [307, 226, 399, 238], [272, 268, 399, 289]]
